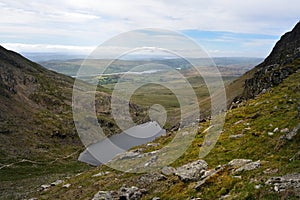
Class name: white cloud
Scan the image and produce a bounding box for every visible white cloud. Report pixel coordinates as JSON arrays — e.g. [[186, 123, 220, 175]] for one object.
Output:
[[1, 43, 95, 54], [0, 0, 298, 56]]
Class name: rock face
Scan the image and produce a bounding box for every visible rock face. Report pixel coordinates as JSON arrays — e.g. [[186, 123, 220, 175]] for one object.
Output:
[[266, 173, 300, 195], [175, 160, 208, 181], [241, 22, 300, 100]]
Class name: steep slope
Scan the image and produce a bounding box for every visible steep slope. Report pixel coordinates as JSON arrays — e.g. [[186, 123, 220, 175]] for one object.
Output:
[[0, 46, 147, 199], [226, 21, 300, 105]]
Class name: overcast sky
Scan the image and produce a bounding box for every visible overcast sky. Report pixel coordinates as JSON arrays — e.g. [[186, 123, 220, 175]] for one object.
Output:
[[0, 0, 299, 57]]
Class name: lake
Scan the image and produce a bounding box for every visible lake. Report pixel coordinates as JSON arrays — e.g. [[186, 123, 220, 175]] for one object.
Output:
[[78, 121, 166, 166]]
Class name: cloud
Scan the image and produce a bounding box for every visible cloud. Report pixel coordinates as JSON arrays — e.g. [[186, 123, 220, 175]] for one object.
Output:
[[0, 0, 298, 57], [1, 43, 95, 54]]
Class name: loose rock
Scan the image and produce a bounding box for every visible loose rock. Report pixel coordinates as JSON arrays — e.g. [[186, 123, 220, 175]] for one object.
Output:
[[51, 180, 63, 186], [175, 160, 208, 182], [62, 183, 71, 188], [227, 159, 252, 168], [229, 134, 244, 139], [234, 160, 261, 173], [92, 191, 113, 200], [280, 123, 300, 140]]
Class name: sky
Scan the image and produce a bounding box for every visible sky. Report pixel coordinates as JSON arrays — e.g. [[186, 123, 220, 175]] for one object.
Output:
[[0, 0, 299, 57]]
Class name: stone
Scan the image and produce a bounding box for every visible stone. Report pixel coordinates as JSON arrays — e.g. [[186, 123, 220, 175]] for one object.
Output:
[[152, 197, 160, 200], [261, 89, 267, 94], [273, 127, 279, 132], [92, 171, 110, 177], [147, 143, 159, 147], [92, 191, 113, 200], [280, 123, 300, 140], [144, 155, 158, 167], [118, 185, 147, 200], [265, 173, 300, 194], [280, 128, 289, 133], [200, 169, 217, 180], [161, 166, 175, 176], [255, 184, 261, 189], [51, 179, 63, 186], [227, 159, 252, 168], [175, 160, 208, 182], [268, 132, 274, 136], [62, 183, 71, 188], [40, 184, 51, 191], [220, 194, 231, 199], [229, 134, 244, 139], [234, 160, 261, 173], [263, 168, 279, 174]]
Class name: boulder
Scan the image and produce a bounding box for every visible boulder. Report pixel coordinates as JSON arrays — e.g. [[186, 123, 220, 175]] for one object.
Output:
[[175, 160, 208, 181], [92, 191, 113, 200], [234, 160, 261, 173], [227, 159, 252, 168]]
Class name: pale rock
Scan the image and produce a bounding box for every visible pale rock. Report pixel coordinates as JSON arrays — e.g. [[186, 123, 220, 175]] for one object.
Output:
[[175, 160, 208, 181], [227, 159, 252, 168], [161, 166, 175, 176], [62, 183, 71, 188], [51, 180, 63, 186], [234, 160, 261, 173]]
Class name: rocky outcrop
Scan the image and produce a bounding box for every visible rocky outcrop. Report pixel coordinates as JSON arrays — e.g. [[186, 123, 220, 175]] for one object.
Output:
[[233, 160, 260, 173], [241, 22, 300, 100], [174, 160, 208, 181], [92, 185, 147, 200], [266, 173, 300, 195]]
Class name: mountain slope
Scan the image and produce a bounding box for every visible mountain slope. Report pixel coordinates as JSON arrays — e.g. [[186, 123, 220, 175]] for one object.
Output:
[[35, 66, 300, 200], [0, 46, 147, 199], [226, 21, 300, 105], [33, 22, 300, 199]]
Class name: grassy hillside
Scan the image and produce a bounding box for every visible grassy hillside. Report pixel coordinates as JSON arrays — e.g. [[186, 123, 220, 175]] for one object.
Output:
[[35, 62, 299, 199], [0, 46, 148, 199]]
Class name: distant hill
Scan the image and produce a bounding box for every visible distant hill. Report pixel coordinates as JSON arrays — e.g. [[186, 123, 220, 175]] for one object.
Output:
[[37, 57, 262, 78]]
